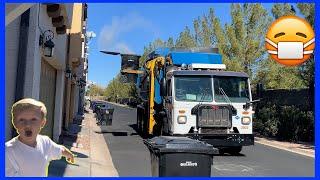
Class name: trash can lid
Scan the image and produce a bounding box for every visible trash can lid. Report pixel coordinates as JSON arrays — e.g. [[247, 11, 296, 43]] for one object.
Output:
[[144, 136, 217, 154]]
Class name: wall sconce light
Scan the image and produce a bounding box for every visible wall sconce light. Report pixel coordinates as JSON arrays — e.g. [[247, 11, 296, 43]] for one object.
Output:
[[65, 67, 72, 79], [39, 30, 55, 57]]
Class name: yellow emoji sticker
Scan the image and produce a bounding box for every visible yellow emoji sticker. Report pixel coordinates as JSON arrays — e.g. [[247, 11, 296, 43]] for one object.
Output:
[[265, 16, 315, 66]]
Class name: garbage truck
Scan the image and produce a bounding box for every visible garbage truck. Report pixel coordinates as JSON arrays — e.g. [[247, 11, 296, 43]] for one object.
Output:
[[101, 48, 257, 154]]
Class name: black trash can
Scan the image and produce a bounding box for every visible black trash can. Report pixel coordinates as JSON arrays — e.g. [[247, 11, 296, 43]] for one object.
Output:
[[144, 136, 218, 177]]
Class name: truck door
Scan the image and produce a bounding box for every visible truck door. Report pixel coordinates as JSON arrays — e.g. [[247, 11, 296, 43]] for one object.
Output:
[[164, 79, 173, 134]]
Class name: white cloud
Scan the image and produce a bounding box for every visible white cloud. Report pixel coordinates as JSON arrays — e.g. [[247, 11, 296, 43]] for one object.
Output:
[[86, 31, 96, 38], [115, 42, 134, 54], [98, 12, 159, 54]]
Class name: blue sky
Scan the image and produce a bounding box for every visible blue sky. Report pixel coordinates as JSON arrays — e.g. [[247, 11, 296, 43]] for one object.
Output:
[[87, 3, 286, 87]]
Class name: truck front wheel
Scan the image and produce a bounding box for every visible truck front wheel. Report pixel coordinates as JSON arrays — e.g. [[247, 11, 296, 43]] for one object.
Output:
[[153, 123, 163, 136], [219, 146, 242, 155]]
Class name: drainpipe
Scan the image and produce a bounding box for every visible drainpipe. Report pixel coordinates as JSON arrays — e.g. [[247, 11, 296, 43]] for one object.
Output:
[[12, 9, 30, 137], [64, 33, 71, 130]]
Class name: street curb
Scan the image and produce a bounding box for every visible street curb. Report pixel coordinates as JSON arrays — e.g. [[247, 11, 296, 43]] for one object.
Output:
[[254, 137, 314, 158], [107, 101, 134, 109]]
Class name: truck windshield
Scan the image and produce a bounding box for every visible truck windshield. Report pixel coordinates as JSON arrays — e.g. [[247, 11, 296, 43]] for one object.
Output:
[[214, 76, 250, 103], [174, 76, 213, 102]]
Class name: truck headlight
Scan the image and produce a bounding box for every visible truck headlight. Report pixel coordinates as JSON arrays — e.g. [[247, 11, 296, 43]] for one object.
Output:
[[177, 116, 187, 124], [241, 117, 251, 125]]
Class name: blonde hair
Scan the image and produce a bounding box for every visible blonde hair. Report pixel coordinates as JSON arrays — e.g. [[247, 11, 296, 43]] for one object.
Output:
[[11, 98, 47, 123]]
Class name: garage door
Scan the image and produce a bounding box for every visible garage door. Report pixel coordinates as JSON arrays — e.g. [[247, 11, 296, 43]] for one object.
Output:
[[39, 59, 56, 138]]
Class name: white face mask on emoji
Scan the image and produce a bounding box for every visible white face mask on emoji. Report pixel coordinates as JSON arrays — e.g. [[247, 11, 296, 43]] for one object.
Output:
[[265, 37, 314, 59]]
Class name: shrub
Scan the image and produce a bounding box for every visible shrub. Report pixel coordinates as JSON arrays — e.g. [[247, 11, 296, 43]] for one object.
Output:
[[255, 104, 279, 137], [254, 104, 314, 142]]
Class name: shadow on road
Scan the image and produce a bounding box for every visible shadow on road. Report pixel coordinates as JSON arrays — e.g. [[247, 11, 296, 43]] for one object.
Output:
[[128, 124, 147, 139], [48, 159, 67, 177], [95, 130, 140, 137], [72, 151, 88, 158], [95, 130, 129, 136], [49, 115, 86, 176], [213, 153, 246, 157], [126, 121, 246, 158], [128, 124, 138, 132]]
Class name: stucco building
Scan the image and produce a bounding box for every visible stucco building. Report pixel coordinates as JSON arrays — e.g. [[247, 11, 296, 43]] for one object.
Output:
[[5, 3, 88, 142]]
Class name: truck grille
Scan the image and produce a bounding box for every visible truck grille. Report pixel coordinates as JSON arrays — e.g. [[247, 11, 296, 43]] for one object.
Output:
[[197, 106, 232, 128]]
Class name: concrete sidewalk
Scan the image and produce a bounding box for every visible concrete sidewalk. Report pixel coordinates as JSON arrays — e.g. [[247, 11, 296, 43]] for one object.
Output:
[[255, 136, 314, 158], [48, 110, 118, 177]]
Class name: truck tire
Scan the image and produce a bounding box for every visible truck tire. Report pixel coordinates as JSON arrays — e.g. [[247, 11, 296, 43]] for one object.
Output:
[[140, 111, 149, 138], [162, 117, 169, 135], [153, 123, 163, 136], [142, 122, 149, 138], [226, 146, 243, 155], [136, 109, 141, 132], [219, 146, 242, 155], [137, 108, 147, 137]]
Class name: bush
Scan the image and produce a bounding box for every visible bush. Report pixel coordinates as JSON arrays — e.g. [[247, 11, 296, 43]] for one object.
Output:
[[254, 104, 314, 142], [254, 104, 279, 137], [277, 106, 314, 142]]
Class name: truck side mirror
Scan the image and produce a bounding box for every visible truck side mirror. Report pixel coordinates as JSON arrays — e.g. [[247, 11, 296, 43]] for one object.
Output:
[[160, 78, 167, 96], [243, 99, 261, 110]]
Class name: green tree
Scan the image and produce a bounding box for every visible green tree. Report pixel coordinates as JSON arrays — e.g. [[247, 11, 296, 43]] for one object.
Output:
[[254, 59, 305, 89], [153, 38, 166, 48], [166, 37, 175, 48], [253, 3, 307, 89], [175, 26, 197, 48], [271, 3, 296, 19], [87, 84, 105, 97], [297, 3, 315, 110], [200, 15, 211, 47], [139, 36, 176, 66], [193, 17, 201, 46], [211, 4, 271, 78], [297, 3, 314, 26], [193, 8, 215, 47], [104, 74, 138, 102], [137, 3, 313, 92]]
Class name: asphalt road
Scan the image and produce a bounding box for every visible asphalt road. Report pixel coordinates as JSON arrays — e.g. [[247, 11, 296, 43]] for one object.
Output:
[[101, 103, 314, 177]]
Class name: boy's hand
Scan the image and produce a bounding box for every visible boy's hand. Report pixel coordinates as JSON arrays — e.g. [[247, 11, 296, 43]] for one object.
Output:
[[66, 154, 75, 164], [62, 147, 75, 164]]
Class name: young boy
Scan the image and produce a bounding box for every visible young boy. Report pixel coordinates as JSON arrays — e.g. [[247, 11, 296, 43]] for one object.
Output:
[[5, 98, 75, 177]]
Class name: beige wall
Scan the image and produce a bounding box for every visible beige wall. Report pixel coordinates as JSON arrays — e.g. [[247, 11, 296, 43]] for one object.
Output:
[[69, 3, 85, 66], [5, 3, 77, 141], [69, 3, 83, 34], [65, 3, 86, 124]]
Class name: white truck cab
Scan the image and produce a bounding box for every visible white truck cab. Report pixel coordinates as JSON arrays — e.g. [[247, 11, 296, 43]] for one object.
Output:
[[162, 64, 254, 153]]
